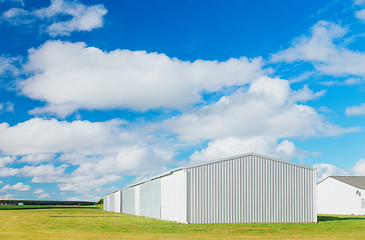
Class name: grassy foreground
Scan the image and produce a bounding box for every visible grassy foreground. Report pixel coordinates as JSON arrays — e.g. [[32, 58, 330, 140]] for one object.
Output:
[[0, 205, 365, 240]]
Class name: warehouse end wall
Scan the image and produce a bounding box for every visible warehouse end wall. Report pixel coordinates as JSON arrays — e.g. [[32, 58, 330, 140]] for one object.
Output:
[[122, 187, 135, 214], [134, 185, 140, 215], [187, 155, 316, 223], [161, 170, 187, 223], [114, 190, 121, 213], [140, 178, 161, 219]]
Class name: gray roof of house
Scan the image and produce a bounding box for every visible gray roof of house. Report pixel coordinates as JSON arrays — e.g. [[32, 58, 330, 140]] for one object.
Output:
[[331, 176, 365, 190]]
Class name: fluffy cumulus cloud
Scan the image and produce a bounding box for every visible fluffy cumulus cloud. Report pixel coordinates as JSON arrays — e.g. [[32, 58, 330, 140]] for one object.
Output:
[[0, 118, 133, 156], [314, 158, 365, 182], [0, 194, 14, 200], [189, 137, 297, 163], [1, 0, 107, 36], [353, 159, 365, 175], [165, 77, 355, 143], [33, 188, 44, 194], [0, 155, 15, 167], [0, 182, 30, 192], [346, 103, 365, 116], [37, 193, 50, 199], [0, 56, 11, 74], [0, 102, 14, 113], [19, 40, 264, 117], [354, 0, 365, 21], [0, 117, 175, 195], [163, 76, 358, 163], [0, 56, 19, 77], [0, 167, 18, 177], [271, 21, 365, 78], [313, 163, 348, 181]]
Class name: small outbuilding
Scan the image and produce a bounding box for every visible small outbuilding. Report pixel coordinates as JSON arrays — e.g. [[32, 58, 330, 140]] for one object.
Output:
[[317, 176, 365, 215], [104, 152, 317, 223]]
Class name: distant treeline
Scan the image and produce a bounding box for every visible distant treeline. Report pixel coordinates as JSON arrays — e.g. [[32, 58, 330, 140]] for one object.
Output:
[[0, 200, 96, 206]]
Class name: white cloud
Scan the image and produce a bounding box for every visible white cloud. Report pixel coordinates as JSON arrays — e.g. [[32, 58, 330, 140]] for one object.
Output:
[[20, 40, 264, 117], [37, 193, 50, 199], [33, 188, 44, 194], [0, 56, 19, 76], [19, 153, 56, 163], [271, 21, 365, 78], [0, 102, 14, 113], [165, 76, 356, 143], [0, 56, 11, 74], [313, 163, 348, 182], [0, 118, 130, 155], [0, 194, 15, 200], [189, 137, 298, 163], [354, 0, 365, 5], [0, 117, 176, 194], [0, 155, 16, 167], [0, 180, 2, 184], [0, 167, 18, 177], [355, 9, 365, 21], [21, 164, 68, 179], [353, 159, 365, 175], [0, 182, 30, 192], [346, 103, 365, 116], [1, 0, 107, 36]]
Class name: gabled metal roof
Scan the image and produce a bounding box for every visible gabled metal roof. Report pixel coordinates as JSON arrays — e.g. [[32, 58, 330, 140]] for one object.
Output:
[[182, 152, 316, 171], [119, 152, 315, 190], [328, 176, 365, 190]]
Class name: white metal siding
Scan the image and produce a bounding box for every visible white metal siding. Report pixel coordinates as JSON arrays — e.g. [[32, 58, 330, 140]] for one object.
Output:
[[103, 195, 107, 211], [109, 192, 115, 212], [135, 185, 140, 215], [105, 194, 111, 212], [115, 190, 121, 213], [122, 187, 135, 215], [140, 179, 161, 219], [161, 170, 187, 223], [187, 155, 316, 223]]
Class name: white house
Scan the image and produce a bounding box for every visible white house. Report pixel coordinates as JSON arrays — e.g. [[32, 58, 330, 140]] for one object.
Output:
[[104, 153, 317, 223], [317, 176, 365, 215]]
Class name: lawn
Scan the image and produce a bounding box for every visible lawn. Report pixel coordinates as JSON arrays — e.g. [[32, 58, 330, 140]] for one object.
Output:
[[0, 205, 365, 240]]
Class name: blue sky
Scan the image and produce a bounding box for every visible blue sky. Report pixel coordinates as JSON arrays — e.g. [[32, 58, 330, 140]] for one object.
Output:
[[1, 0, 365, 201]]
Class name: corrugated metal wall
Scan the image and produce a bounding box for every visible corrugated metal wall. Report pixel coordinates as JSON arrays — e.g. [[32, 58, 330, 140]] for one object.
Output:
[[122, 187, 135, 215], [140, 179, 161, 219], [103, 194, 107, 211], [106, 194, 111, 212], [114, 190, 122, 213], [135, 185, 140, 215], [186, 154, 316, 223], [160, 170, 187, 223], [109, 192, 115, 212]]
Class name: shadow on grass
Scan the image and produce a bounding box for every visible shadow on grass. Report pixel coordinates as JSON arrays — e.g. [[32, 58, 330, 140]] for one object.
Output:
[[318, 215, 365, 222], [0, 206, 98, 210]]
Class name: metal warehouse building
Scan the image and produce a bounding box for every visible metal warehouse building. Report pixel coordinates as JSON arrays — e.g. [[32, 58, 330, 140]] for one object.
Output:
[[104, 153, 317, 223]]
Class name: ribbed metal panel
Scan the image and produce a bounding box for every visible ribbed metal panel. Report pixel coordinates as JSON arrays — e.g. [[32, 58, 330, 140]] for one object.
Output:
[[109, 192, 115, 212], [140, 179, 161, 219], [105, 194, 110, 211], [103, 195, 107, 211], [187, 155, 316, 223], [122, 187, 135, 215], [114, 190, 122, 213]]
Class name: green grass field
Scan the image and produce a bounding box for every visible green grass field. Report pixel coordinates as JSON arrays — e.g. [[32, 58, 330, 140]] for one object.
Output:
[[1, 205, 365, 240]]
